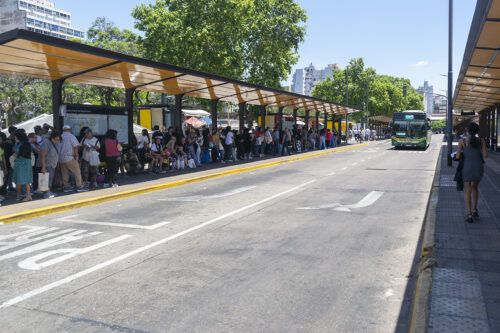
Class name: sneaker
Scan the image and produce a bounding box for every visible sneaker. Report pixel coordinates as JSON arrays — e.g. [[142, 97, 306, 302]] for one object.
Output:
[[92, 182, 98, 188], [76, 187, 89, 193], [63, 187, 74, 193], [43, 192, 56, 199], [103, 183, 110, 188], [112, 183, 119, 188], [466, 213, 474, 224], [472, 209, 480, 219]]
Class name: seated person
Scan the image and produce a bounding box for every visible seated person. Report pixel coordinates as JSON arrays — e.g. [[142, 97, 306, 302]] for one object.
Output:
[[150, 136, 164, 173]]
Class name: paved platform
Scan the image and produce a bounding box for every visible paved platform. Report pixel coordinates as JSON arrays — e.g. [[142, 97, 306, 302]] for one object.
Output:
[[428, 147, 500, 333]]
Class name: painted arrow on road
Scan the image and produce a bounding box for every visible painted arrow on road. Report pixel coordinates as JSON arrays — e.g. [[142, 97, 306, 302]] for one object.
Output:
[[297, 191, 384, 212]]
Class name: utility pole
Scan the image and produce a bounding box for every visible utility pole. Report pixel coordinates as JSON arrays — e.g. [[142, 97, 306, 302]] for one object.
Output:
[[345, 66, 349, 143], [447, 0, 454, 166]]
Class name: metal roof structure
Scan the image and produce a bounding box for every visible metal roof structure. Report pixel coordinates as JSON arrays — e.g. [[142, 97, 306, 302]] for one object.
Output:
[[454, 0, 500, 112], [0, 29, 359, 115]]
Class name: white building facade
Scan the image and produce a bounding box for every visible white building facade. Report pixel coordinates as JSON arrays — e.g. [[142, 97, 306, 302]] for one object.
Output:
[[0, 0, 84, 39], [417, 81, 435, 116], [292, 63, 339, 96]]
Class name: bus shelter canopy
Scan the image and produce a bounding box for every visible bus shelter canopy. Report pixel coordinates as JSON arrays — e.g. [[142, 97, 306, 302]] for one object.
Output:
[[454, 0, 500, 112], [0, 29, 359, 115], [368, 115, 392, 123]]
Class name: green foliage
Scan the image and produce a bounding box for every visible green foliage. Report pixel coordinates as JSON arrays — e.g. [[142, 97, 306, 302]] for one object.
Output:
[[431, 119, 446, 132], [0, 75, 51, 126], [312, 58, 424, 121], [132, 0, 307, 88]]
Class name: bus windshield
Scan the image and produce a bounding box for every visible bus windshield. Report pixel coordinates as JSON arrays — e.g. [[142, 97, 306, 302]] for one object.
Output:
[[393, 120, 427, 138]]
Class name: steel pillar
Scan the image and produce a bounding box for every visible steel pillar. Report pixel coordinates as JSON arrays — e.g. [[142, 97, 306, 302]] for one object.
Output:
[[324, 112, 328, 131], [259, 105, 267, 128], [278, 106, 284, 131], [51, 79, 64, 131], [210, 99, 219, 133], [174, 94, 184, 135], [239, 103, 246, 132], [305, 110, 310, 131], [125, 88, 136, 144], [293, 108, 298, 127]]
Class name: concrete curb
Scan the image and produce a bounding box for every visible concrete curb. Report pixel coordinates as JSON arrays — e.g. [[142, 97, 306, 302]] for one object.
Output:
[[407, 147, 441, 333], [0, 143, 367, 224]]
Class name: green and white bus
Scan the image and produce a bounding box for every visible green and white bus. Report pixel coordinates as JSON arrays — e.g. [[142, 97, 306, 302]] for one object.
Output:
[[391, 110, 431, 149]]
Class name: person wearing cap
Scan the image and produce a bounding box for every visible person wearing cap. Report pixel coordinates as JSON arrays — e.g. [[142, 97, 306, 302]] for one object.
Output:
[[60, 125, 87, 193]]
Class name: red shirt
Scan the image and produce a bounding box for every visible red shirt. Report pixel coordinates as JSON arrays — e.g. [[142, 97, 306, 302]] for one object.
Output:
[[105, 138, 120, 157], [326, 132, 333, 141]]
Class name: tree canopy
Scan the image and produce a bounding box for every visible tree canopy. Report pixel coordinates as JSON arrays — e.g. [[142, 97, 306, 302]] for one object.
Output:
[[132, 0, 307, 88], [312, 58, 424, 121]]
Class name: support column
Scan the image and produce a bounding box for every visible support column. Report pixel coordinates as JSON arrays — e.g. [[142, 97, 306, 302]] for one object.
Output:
[[174, 94, 184, 135], [324, 112, 328, 131], [239, 102, 246, 132], [293, 108, 298, 127], [51, 79, 64, 131], [315, 111, 319, 131], [210, 99, 219, 133], [491, 108, 496, 150], [259, 105, 267, 129], [125, 88, 136, 144], [278, 106, 284, 131], [305, 110, 310, 131], [479, 110, 488, 140], [247, 105, 254, 129]]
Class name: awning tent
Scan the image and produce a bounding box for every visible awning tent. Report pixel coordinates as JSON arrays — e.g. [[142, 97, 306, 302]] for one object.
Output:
[[454, 0, 500, 112], [0, 29, 359, 116]]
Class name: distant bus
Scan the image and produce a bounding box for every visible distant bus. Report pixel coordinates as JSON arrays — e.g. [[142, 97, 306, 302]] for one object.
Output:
[[391, 110, 431, 149]]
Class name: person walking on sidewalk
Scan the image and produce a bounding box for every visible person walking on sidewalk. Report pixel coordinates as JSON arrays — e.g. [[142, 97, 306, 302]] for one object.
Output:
[[456, 122, 488, 223]]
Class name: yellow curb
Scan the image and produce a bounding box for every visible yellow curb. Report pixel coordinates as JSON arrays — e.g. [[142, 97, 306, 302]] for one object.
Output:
[[0, 144, 367, 224]]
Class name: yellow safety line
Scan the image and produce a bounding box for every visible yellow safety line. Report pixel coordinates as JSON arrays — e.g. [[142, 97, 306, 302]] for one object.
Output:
[[0, 143, 367, 224]]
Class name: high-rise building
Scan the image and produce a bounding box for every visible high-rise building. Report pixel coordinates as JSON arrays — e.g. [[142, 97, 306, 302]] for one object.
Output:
[[0, 0, 85, 39], [292, 63, 339, 96], [417, 81, 435, 116]]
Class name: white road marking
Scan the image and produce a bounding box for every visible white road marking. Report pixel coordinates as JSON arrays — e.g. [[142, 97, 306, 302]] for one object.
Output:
[[341, 167, 347, 171], [157, 186, 256, 202], [18, 235, 132, 271], [58, 216, 170, 230], [297, 191, 384, 212], [383, 288, 394, 299], [327, 172, 336, 176], [0, 179, 316, 309]]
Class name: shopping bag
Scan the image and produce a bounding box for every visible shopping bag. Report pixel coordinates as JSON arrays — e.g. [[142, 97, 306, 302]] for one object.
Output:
[[38, 172, 50, 192], [89, 151, 101, 166]]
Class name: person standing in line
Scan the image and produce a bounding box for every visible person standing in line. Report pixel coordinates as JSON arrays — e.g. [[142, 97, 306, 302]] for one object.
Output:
[[39, 131, 60, 199], [60, 125, 88, 193], [104, 130, 122, 187], [365, 127, 371, 141], [137, 129, 150, 170], [224, 126, 234, 161], [456, 122, 488, 223], [12, 130, 33, 201], [80, 129, 100, 188], [281, 128, 291, 156], [319, 128, 326, 150]]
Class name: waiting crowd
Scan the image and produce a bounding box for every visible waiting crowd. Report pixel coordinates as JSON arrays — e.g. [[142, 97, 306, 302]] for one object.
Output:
[[0, 122, 350, 204]]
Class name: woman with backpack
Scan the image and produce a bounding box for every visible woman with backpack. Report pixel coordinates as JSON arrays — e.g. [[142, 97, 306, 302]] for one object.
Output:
[[12, 130, 33, 201], [456, 122, 488, 223]]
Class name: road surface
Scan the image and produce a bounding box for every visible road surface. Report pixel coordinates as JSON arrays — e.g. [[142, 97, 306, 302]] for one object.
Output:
[[0, 137, 442, 332]]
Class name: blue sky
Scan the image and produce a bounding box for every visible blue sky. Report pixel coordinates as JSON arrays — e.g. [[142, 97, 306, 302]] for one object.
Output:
[[57, 0, 477, 93]]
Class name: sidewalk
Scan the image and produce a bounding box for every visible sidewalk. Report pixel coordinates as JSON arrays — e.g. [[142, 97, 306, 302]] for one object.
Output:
[[427, 147, 500, 332]]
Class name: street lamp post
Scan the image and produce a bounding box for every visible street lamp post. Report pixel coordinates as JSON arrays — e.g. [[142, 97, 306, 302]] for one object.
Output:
[[345, 66, 349, 143], [447, 0, 453, 166]]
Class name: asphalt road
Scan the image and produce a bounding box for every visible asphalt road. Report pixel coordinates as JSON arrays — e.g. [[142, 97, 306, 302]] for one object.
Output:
[[0, 136, 442, 333]]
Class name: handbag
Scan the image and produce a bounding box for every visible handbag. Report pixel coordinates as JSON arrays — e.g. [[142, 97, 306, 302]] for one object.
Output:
[[38, 172, 50, 192]]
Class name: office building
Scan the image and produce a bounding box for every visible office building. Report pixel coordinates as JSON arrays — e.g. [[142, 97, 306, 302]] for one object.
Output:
[[292, 63, 339, 96], [417, 81, 435, 116], [0, 0, 84, 39]]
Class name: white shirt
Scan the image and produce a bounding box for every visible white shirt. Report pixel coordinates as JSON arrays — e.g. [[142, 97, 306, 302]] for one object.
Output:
[[225, 131, 234, 145], [59, 131, 79, 163], [137, 135, 149, 149], [365, 129, 371, 136]]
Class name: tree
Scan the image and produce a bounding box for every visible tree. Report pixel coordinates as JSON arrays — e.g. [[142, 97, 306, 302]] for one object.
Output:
[[132, 0, 307, 88], [312, 58, 424, 121]]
